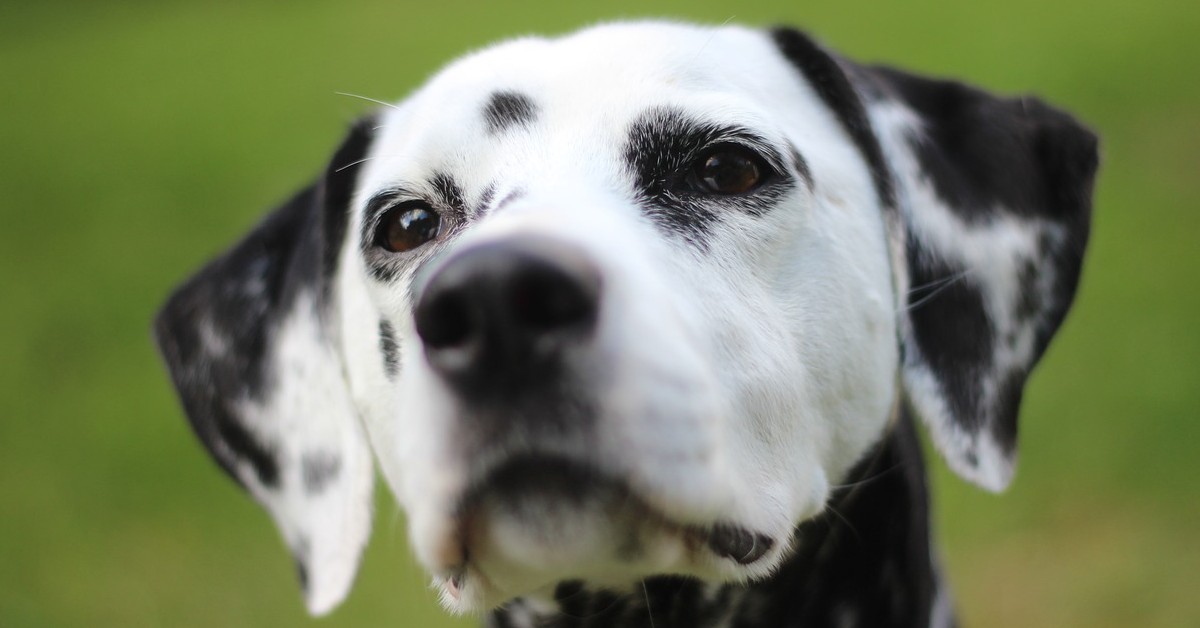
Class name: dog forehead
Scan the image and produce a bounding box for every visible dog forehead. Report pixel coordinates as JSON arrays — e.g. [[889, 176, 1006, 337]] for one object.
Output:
[[362, 22, 819, 180], [434, 22, 779, 100]]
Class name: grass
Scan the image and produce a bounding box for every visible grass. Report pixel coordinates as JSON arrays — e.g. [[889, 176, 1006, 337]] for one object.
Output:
[[1, 0, 1197, 626]]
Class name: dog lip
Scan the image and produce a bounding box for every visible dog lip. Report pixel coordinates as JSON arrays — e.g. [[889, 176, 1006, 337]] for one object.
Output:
[[449, 454, 776, 570]]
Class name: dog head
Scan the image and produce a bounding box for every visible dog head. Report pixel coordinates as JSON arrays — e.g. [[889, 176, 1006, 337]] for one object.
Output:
[[154, 22, 1097, 616]]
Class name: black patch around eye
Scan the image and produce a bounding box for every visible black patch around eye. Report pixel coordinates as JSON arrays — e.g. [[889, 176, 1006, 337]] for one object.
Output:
[[360, 175, 465, 282], [379, 319, 400, 378], [623, 107, 790, 247], [482, 91, 538, 135]]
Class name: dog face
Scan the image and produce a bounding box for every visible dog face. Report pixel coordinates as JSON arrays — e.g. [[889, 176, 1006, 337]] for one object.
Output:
[[155, 22, 1096, 616]]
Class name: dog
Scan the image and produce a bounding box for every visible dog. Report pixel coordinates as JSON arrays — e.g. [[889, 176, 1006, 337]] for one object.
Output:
[[154, 21, 1097, 627]]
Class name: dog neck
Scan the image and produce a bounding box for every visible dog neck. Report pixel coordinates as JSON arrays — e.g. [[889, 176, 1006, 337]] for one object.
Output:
[[484, 410, 953, 628]]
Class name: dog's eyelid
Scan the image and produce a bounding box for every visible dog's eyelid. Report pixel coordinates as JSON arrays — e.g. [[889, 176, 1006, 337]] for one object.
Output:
[[364, 188, 416, 222], [698, 134, 787, 179]]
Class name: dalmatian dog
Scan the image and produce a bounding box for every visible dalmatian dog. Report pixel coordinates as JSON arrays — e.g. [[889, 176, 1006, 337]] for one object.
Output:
[[155, 21, 1097, 627]]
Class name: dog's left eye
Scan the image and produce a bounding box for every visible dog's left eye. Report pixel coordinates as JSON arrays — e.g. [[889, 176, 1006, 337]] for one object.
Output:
[[376, 203, 441, 253], [692, 148, 768, 195]]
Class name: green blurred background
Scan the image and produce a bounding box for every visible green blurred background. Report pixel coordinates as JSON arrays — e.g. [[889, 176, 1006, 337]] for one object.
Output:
[[1, 0, 1196, 626]]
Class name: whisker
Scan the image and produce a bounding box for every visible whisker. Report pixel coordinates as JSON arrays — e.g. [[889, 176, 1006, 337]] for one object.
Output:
[[906, 269, 973, 312], [334, 156, 374, 173], [688, 15, 736, 63], [642, 580, 658, 628], [335, 91, 401, 111], [908, 269, 971, 296], [828, 461, 904, 491], [824, 504, 863, 546]]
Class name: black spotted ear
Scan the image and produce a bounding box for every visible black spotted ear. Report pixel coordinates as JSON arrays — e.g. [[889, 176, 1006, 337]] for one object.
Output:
[[771, 27, 1097, 491], [865, 66, 1099, 490], [154, 117, 377, 614]]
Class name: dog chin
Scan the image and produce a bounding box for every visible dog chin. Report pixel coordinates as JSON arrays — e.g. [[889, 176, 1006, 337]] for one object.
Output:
[[424, 456, 784, 613]]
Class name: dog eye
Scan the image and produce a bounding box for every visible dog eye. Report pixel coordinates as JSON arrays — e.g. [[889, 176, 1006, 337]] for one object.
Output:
[[693, 148, 767, 195], [376, 204, 441, 253]]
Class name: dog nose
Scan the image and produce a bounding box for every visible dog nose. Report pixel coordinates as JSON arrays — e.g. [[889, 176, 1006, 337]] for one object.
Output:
[[414, 237, 602, 395]]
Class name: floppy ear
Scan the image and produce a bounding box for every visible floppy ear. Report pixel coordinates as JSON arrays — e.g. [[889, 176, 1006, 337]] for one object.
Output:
[[154, 117, 377, 614], [771, 28, 1098, 491], [865, 65, 1099, 491]]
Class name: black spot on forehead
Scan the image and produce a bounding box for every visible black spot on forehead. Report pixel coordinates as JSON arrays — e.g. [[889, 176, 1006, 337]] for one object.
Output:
[[482, 91, 538, 135]]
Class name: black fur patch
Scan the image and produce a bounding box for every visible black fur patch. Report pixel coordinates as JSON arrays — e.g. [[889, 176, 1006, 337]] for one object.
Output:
[[477, 183, 498, 215], [494, 188, 525, 213], [905, 236, 995, 432], [379, 319, 400, 378], [300, 450, 342, 495], [872, 66, 1097, 226], [292, 536, 311, 594], [771, 28, 896, 211], [622, 107, 792, 246], [431, 172, 467, 214], [790, 145, 814, 187], [482, 91, 538, 135]]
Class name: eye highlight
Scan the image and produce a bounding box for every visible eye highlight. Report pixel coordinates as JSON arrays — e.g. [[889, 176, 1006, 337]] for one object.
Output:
[[692, 147, 769, 195], [375, 202, 441, 253]]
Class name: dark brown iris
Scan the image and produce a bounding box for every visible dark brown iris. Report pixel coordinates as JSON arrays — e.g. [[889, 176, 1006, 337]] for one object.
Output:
[[695, 150, 764, 195], [378, 205, 440, 252]]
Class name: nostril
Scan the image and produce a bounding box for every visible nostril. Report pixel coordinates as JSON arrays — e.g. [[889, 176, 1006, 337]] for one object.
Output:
[[511, 265, 599, 334], [415, 289, 475, 350]]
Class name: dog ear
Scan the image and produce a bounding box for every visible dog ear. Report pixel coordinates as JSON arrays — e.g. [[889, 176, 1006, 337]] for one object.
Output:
[[771, 29, 1098, 491], [154, 117, 377, 614], [865, 65, 1099, 491]]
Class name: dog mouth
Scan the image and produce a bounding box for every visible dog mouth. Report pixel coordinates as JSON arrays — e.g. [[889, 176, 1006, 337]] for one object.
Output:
[[434, 455, 774, 608]]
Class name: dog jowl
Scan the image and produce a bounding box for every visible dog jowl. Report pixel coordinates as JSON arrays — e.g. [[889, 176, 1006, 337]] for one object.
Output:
[[155, 21, 1097, 627]]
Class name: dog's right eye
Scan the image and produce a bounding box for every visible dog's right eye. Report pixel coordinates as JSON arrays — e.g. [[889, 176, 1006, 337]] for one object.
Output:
[[375, 203, 441, 253], [690, 146, 770, 196]]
